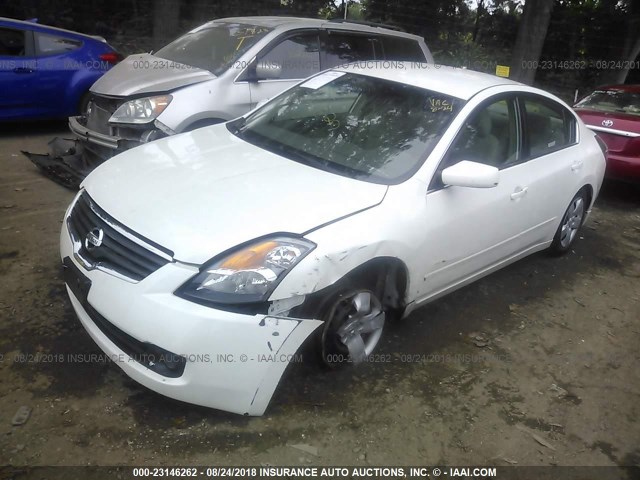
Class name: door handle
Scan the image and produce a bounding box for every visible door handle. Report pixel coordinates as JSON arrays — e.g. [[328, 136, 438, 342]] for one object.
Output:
[[13, 67, 34, 74], [571, 161, 583, 172], [510, 186, 528, 200]]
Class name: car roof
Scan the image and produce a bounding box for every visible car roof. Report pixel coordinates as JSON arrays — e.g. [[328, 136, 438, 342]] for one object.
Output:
[[333, 62, 523, 100], [0, 16, 105, 41], [207, 16, 423, 40], [593, 84, 640, 94]]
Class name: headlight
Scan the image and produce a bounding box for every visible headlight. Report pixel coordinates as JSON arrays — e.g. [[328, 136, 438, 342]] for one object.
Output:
[[176, 236, 316, 306], [109, 95, 172, 124]]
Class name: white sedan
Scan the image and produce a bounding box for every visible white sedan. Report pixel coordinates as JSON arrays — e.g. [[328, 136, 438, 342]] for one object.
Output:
[[60, 63, 606, 415]]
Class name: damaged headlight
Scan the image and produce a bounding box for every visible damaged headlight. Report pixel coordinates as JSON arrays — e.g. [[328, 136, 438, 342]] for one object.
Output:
[[109, 95, 172, 124], [176, 236, 316, 305]]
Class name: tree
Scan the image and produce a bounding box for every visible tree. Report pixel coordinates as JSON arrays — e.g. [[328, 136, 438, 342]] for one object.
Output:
[[509, 0, 554, 84], [600, 0, 640, 84], [153, 0, 181, 50]]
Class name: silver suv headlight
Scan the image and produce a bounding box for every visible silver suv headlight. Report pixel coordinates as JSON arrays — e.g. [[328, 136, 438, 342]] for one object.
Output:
[[109, 95, 172, 124], [176, 236, 316, 306]]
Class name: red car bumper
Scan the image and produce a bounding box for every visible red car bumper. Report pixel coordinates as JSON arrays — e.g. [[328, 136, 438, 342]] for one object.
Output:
[[606, 153, 640, 183]]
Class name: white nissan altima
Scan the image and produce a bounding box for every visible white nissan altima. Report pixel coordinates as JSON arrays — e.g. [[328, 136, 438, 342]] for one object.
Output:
[[60, 63, 606, 415]]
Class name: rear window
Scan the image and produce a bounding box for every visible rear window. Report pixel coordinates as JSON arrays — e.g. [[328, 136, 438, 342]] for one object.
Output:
[[575, 89, 640, 117], [35, 33, 82, 55], [155, 23, 273, 75]]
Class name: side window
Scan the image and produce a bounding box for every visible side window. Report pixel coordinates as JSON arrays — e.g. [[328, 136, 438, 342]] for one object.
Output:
[[259, 33, 320, 80], [323, 32, 378, 68], [35, 33, 82, 55], [0, 27, 26, 56], [523, 97, 575, 158], [381, 37, 425, 62], [430, 98, 518, 190]]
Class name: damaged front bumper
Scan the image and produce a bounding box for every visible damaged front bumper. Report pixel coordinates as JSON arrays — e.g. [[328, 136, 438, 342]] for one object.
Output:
[[23, 115, 173, 189], [60, 217, 322, 415]]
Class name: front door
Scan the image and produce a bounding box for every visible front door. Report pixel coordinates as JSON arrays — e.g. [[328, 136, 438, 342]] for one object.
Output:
[[248, 31, 321, 108]]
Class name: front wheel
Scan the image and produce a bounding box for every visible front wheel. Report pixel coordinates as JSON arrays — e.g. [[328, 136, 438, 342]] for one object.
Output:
[[320, 289, 385, 368], [549, 189, 587, 255]]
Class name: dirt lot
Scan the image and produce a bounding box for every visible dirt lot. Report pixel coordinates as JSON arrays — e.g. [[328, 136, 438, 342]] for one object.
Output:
[[0, 122, 639, 472]]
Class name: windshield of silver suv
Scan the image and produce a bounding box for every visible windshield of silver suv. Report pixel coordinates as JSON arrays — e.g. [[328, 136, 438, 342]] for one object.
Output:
[[155, 22, 273, 75], [229, 71, 464, 184]]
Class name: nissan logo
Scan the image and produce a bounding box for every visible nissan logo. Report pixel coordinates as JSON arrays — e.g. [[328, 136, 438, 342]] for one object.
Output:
[[84, 227, 104, 251], [602, 119, 614, 128]]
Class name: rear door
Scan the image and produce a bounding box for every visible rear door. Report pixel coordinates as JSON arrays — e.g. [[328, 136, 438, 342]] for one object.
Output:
[[514, 94, 581, 242], [321, 30, 380, 69], [0, 25, 38, 119], [32, 30, 84, 115]]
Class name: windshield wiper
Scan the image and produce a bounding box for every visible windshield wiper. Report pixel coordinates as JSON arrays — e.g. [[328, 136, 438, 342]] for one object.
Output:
[[227, 117, 247, 136]]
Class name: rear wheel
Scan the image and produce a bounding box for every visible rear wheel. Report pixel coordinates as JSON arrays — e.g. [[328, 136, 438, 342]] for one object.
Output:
[[320, 288, 385, 368], [550, 189, 587, 254]]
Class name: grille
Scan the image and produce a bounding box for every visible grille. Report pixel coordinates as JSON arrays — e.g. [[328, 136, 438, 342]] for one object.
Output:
[[68, 192, 172, 281], [86, 94, 122, 135]]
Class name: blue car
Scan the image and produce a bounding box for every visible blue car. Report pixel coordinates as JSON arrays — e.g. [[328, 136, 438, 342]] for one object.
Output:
[[0, 17, 121, 121]]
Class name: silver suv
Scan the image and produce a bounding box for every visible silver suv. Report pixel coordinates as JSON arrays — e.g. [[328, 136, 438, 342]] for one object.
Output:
[[28, 17, 432, 186]]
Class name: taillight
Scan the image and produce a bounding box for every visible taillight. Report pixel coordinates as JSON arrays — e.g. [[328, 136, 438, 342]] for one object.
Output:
[[99, 52, 123, 65]]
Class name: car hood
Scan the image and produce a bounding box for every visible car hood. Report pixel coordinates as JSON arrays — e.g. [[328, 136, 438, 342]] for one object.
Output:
[[90, 53, 216, 97], [82, 125, 388, 265]]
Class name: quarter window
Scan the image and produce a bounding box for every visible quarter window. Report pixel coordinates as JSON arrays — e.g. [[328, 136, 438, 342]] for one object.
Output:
[[35, 33, 82, 55], [523, 97, 575, 158], [381, 37, 425, 62], [0, 27, 26, 57], [259, 33, 320, 79]]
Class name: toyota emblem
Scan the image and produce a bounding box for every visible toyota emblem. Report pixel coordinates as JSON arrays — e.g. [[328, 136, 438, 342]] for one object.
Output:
[[602, 119, 614, 128]]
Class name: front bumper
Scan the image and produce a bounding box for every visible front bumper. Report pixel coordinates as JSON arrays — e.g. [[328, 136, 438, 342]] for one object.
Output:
[[69, 115, 123, 150], [69, 115, 172, 161], [60, 217, 322, 415]]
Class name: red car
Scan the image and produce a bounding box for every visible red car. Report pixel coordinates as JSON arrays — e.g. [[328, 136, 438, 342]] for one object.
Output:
[[574, 85, 640, 182]]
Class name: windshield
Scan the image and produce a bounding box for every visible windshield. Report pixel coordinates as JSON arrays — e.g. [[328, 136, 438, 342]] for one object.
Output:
[[155, 23, 272, 75], [575, 90, 640, 117], [229, 72, 464, 184]]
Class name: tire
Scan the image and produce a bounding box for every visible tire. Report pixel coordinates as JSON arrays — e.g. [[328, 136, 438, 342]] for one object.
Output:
[[549, 189, 588, 255], [318, 288, 385, 368]]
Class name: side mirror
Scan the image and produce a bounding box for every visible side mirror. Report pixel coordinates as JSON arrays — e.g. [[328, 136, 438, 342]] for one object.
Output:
[[254, 60, 282, 80], [441, 160, 499, 188]]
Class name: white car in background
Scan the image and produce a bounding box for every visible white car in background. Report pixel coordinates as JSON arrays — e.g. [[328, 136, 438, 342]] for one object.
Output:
[[60, 63, 606, 415]]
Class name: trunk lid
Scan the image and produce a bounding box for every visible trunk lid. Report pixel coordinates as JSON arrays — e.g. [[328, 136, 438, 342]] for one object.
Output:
[[575, 108, 640, 155]]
